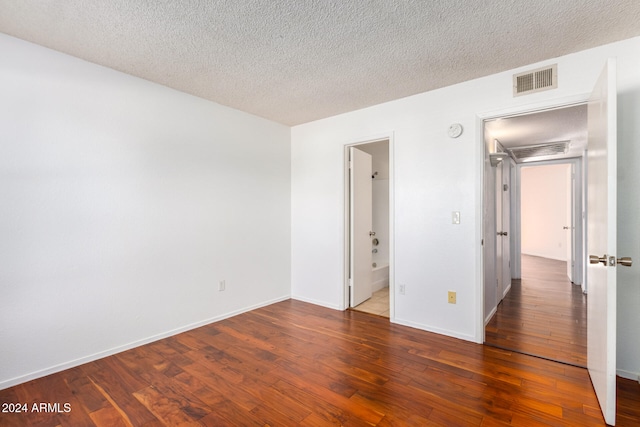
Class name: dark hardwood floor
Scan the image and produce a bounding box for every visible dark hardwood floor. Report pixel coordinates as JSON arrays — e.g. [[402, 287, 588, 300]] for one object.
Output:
[[485, 255, 587, 367], [1, 299, 639, 426]]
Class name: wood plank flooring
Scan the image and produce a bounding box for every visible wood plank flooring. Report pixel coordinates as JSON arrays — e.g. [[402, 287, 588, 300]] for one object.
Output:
[[485, 255, 587, 367], [1, 299, 639, 426]]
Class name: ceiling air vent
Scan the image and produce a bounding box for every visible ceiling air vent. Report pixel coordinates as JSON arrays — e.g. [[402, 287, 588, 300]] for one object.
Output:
[[513, 64, 557, 96], [507, 140, 569, 160]]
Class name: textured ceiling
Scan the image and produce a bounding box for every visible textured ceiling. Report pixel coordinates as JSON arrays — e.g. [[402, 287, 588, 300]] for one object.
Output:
[[485, 105, 587, 163], [1, 1, 640, 126]]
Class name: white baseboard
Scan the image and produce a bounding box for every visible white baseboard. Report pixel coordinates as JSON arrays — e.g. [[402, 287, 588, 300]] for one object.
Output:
[[290, 294, 342, 311], [617, 368, 640, 383], [502, 283, 512, 299], [392, 317, 476, 343], [372, 279, 389, 292], [0, 295, 290, 391], [485, 306, 498, 326]]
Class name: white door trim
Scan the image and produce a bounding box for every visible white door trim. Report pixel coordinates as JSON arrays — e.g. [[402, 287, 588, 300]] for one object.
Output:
[[512, 157, 584, 286], [342, 133, 395, 319]]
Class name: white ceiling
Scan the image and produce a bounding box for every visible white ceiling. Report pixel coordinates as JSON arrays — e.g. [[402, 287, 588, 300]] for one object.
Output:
[[484, 104, 587, 163], [1, 1, 640, 126]]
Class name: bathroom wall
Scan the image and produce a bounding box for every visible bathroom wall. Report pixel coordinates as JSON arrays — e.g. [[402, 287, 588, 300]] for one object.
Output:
[[372, 178, 389, 266], [358, 140, 390, 268]]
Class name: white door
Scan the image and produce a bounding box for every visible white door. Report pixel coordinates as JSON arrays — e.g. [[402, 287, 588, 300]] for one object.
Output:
[[501, 160, 511, 299], [587, 58, 622, 426], [495, 163, 504, 299], [495, 159, 511, 301], [566, 164, 575, 282], [350, 147, 373, 307]]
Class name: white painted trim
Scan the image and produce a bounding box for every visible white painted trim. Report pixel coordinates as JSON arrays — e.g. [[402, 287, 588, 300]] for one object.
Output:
[[581, 149, 589, 294], [475, 114, 486, 344], [510, 159, 520, 279], [291, 295, 342, 311], [515, 156, 584, 286], [476, 94, 590, 121], [388, 134, 396, 321], [616, 369, 640, 383], [484, 306, 498, 326], [502, 283, 512, 300], [342, 132, 395, 318], [393, 317, 476, 342], [0, 295, 291, 391]]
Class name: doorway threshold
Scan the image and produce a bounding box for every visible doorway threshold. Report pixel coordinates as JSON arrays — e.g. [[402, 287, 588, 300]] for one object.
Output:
[[351, 287, 389, 318], [483, 342, 586, 369]]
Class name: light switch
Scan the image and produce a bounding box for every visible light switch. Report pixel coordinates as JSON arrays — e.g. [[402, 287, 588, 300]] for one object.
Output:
[[452, 211, 460, 224]]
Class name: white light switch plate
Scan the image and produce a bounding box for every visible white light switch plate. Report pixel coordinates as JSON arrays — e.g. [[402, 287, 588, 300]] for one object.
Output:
[[452, 211, 460, 224]]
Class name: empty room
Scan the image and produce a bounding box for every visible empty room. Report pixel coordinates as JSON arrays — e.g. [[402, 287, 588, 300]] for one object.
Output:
[[1, 1, 640, 426]]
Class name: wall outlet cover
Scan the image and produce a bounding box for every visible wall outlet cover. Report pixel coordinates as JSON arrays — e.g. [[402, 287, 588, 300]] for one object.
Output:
[[448, 291, 456, 304]]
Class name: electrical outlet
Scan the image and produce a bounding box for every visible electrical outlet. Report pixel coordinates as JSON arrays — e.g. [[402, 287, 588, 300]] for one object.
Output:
[[218, 280, 226, 291], [448, 291, 456, 304], [399, 284, 406, 295]]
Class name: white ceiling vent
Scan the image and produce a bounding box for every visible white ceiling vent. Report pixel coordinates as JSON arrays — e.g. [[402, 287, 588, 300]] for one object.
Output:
[[507, 140, 569, 160], [513, 65, 557, 96]]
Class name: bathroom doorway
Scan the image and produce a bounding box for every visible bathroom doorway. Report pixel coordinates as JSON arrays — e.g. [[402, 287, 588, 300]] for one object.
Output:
[[344, 138, 392, 318]]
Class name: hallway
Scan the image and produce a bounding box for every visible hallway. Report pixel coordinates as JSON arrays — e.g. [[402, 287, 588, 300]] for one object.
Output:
[[485, 255, 587, 366]]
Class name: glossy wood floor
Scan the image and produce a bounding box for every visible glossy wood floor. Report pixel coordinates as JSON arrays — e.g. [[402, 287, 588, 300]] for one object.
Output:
[[2, 299, 639, 426], [485, 255, 587, 367]]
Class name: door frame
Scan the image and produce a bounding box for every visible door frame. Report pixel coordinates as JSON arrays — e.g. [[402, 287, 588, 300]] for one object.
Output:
[[476, 94, 589, 343], [343, 134, 395, 318], [497, 155, 514, 302], [512, 157, 584, 287]]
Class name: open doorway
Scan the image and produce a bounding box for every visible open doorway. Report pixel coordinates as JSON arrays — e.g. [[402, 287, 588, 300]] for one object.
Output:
[[482, 104, 587, 367], [344, 139, 391, 318]]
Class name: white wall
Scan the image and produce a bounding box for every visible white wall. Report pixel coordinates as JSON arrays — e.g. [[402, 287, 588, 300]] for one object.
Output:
[[521, 164, 570, 261], [358, 140, 390, 267], [372, 178, 389, 266], [0, 34, 291, 389], [291, 37, 640, 378]]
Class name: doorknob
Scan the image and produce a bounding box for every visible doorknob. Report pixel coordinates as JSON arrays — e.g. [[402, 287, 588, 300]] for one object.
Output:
[[617, 257, 633, 267], [563, 226, 569, 230], [497, 231, 508, 236], [590, 255, 633, 267], [369, 231, 376, 237]]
